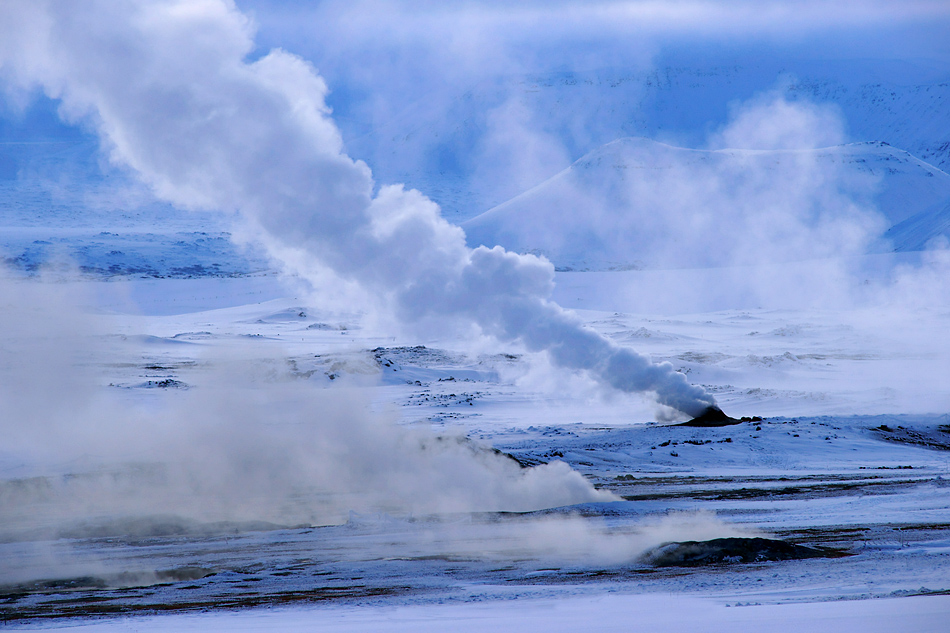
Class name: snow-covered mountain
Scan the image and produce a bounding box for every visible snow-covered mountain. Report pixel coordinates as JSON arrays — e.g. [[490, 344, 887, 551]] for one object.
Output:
[[884, 198, 950, 252], [463, 138, 950, 271], [3, 58, 950, 277], [341, 58, 950, 221]]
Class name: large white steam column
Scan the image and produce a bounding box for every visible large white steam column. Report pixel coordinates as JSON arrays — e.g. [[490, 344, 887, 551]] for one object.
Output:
[[0, 0, 717, 418]]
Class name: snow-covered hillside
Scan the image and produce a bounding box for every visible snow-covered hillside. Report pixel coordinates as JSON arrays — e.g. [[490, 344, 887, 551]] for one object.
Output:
[[0, 144, 272, 278], [463, 138, 950, 271], [342, 59, 950, 221]]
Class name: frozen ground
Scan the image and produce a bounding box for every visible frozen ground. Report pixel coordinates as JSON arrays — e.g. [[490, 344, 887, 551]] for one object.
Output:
[[11, 593, 950, 633], [1, 271, 948, 629]]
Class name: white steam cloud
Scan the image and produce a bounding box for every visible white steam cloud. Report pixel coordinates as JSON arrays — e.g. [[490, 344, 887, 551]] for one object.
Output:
[[0, 0, 716, 417], [0, 273, 616, 542], [463, 92, 904, 316]]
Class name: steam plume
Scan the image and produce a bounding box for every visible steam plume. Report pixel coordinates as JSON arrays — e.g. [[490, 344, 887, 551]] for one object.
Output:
[[0, 273, 619, 537], [0, 0, 715, 417]]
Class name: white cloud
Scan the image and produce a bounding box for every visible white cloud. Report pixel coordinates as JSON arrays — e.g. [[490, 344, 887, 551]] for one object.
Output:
[[710, 92, 846, 151]]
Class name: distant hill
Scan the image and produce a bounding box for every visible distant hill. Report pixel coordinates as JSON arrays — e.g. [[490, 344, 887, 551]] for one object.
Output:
[[463, 138, 950, 271], [3, 57, 949, 275], [340, 58, 950, 221]]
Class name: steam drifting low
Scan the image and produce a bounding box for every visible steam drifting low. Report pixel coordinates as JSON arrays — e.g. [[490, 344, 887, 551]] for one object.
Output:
[[0, 275, 618, 540], [0, 0, 716, 418]]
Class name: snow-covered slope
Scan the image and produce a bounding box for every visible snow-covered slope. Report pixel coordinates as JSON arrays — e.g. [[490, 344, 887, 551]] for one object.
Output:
[[340, 58, 950, 221], [884, 198, 950, 252], [0, 143, 273, 278], [463, 138, 950, 271]]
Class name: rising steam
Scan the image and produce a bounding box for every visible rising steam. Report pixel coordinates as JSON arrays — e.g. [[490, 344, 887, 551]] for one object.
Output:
[[0, 0, 716, 418], [0, 273, 617, 541]]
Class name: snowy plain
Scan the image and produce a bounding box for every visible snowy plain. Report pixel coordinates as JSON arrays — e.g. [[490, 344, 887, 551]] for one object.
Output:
[[2, 262, 949, 630]]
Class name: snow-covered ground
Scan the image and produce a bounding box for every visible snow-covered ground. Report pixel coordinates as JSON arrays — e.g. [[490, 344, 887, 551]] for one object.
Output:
[[17, 593, 950, 633], [2, 269, 948, 629]]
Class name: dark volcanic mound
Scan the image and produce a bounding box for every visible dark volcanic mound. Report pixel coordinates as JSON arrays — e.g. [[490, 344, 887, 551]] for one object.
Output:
[[679, 406, 742, 427], [641, 537, 844, 567]]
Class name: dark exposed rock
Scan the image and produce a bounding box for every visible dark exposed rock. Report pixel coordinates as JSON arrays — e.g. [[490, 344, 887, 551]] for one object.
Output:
[[0, 567, 215, 597], [871, 424, 950, 451], [679, 406, 742, 427], [641, 537, 846, 567], [56, 515, 292, 539]]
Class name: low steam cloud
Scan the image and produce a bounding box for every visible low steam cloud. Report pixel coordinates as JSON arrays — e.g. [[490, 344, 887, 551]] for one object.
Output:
[[0, 275, 759, 586], [0, 273, 616, 543]]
